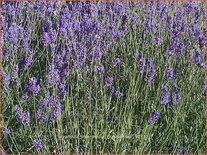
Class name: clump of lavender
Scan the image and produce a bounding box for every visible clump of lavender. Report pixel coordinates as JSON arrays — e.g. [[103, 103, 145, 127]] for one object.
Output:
[[105, 76, 114, 86], [47, 63, 59, 85], [108, 86, 115, 94], [2, 71, 10, 90], [14, 105, 30, 126], [1, 2, 206, 153], [36, 92, 62, 123], [195, 51, 204, 68], [165, 67, 174, 82], [90, 47, 102, 60], [20, 50, 33, 68], [148, 109, 160, 125], [36, 97, 49, 124], [161, 85, 170, 105], [7, 23, 23, 43], [58, 82, 66, 99], [39, 98, 48, 108], [133, 52, 147, 73], [138, 57, 146, 73], [11, 64, 19, 79], [145, 58, 156, 82], [25, 77, 40, 94], [41, 19, 57, 45], [47, 67, 60, 85], [51, 101, 62, 119], [33, 138, 44, 150], [36, 108, 49, 124]]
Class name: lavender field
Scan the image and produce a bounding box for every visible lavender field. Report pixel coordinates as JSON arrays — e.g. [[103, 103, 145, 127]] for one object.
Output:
[[1, 1, 206, 154]]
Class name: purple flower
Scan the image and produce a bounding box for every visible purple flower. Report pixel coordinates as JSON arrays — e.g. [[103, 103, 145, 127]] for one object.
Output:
[[148, 109, 160, 125], [90, 47, 102, 60], [43, 19, 52, 32], [48, 95, 56, 107], [8, 23, 23, 43], [33, 138, 43, 150], [14, 105, 30, 126], [195, 51, 204, 68], [22, 39, 29, 52], [20, 56, 32, 67], [20, 112, 30, 126], [41, 32, 50, 44], [26, 77, 40, 94], [60, 28, 67, 37], [3, 71, 10, 89], [105, 76, 114, 86], [198, 34, 205, 48], [138, 57, 146, 73], [14, 105, 22, 117], [58, 82, 66, 98], [36, 108, 48, 124], [165, 67, 174, 82], [11, 64, 19, 79], [49, 29, 57, 41], [24, 55, 33, 67], [51, 102, 61, 119], [145, 59, 156, 82], [108, 86, 115, 94], [47, 69, 60, 85], [94, 64, 105, 74], [161, 85, 170, 105], [131, 16, 138, 26], [41, 29, 56, 45], [25, 27, 32, 40], [77, 51, 86, 65], [39, 98, 48, 107], [171, 83, 179, 92]]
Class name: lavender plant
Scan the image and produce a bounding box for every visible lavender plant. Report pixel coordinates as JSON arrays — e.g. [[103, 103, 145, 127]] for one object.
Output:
[[1, 1, 206, 154]]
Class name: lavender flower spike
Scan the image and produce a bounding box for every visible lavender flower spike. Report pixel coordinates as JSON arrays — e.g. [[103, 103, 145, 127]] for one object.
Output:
[[148, 109, 160, 125], [33, 138, 44, 150], [105, 76, 114, 86], [165, 67, 174, 82], [161, 85, 170, 105], [11, 64, 19, 79], [26, 77, 40, 94]]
